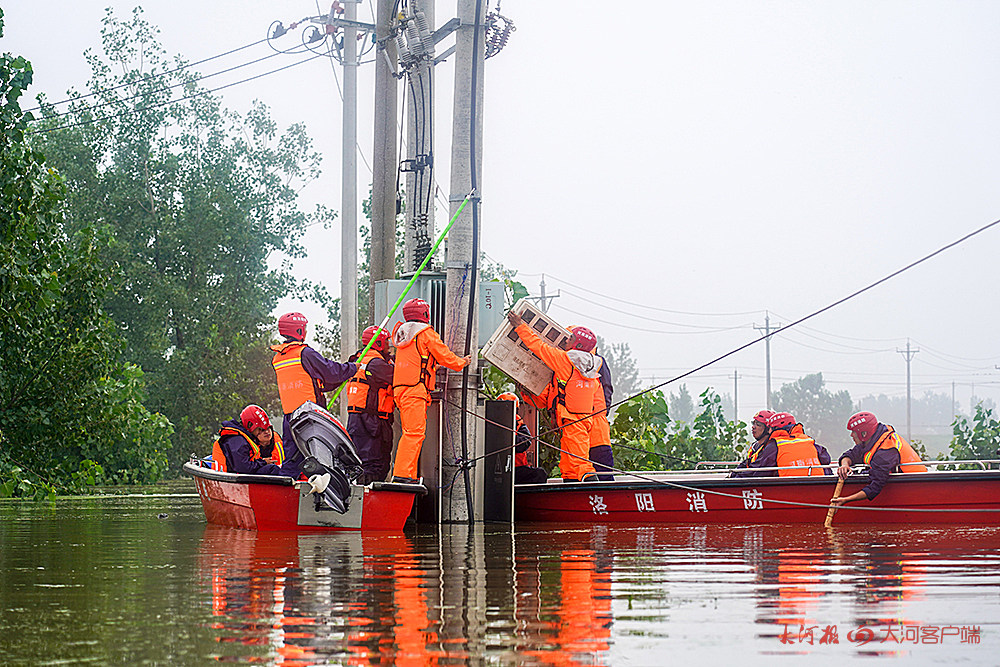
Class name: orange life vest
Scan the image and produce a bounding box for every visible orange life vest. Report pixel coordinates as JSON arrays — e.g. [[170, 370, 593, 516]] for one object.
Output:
[[772, 425, 824, 476], [271, 341, 324, 413], [392, 323, 437, 392], [555, 369, 598, 417], [347, 348, 394, 419], [863, 426, 927, 472], [211, 428, 284, 472]]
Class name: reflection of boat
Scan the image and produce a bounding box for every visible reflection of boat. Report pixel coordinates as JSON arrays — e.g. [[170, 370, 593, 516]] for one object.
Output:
[[514, 465, 1000, 525], [184, 460, 425, 530]]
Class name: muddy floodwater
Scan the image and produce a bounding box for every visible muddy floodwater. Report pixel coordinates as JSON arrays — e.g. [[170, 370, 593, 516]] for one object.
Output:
[[1, 487, 997, 665]]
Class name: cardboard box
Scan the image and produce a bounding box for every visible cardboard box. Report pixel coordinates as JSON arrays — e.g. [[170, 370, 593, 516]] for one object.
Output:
[[481, 299, 571, 395]]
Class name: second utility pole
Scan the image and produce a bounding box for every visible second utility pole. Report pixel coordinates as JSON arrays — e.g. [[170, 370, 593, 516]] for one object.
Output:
[[897, 338, 919, 441], [754, 312, 780, 410]]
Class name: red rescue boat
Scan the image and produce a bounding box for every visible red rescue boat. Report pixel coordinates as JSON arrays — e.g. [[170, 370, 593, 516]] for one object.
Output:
[[184, 459, 425, 531], [514, 463, 1000, 525]]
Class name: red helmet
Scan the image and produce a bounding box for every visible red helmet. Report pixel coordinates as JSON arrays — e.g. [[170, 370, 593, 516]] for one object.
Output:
[[766, 412, 795, 430], [362, 325, 389, 352], [497, 392, 518, 405], [752, 409, 775, 425], [567, 325, 597, 353], [278, 312, 307, 340], [402, 298, 430, 323], [240, 405, 271, 432], [847, 411, 878, 441]]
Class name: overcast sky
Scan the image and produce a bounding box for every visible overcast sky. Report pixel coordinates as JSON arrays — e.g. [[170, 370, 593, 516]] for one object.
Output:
[[5, 1, 1000, 426]]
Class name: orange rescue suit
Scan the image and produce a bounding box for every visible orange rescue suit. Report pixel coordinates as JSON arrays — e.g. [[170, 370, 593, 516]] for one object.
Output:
[[347, 348, 394, 419], [391, 321, 469, 479], [864, 426, 927, 472], [270, 341, 323, 414], [771, 424, 824, 477], [211, 428, 285, 472], [514, 322, 598, 481]]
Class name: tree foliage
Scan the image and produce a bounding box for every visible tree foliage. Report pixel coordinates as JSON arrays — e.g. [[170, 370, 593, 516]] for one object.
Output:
[[949, 404, 1000, 467], [771, 373, 853, 450], [0, 8, 171, 496], [32, 8, 331, 468], [610, 387, 749, 471]]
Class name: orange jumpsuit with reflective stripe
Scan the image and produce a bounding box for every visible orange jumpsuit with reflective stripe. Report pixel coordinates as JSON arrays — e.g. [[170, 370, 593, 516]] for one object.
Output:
[[514, 323, 599, 481], [391, 321, 468, 479], [771, 424, 824, 476]]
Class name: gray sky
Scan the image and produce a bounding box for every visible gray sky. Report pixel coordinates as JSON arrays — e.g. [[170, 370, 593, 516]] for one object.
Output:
[[4, 1, 1000, 425]]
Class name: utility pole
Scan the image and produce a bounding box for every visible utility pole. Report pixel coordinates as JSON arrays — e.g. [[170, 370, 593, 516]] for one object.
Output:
[[538, 274, 559, 312], [733, 369, 741, 422], [897, 338, 919, 441], [443, 0, 486, 523], [370, 0, 399, 315], [753, 312, 780, 409], [341, 0, 358, 341]]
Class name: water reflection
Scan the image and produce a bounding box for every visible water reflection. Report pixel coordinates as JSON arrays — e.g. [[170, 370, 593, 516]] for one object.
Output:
[[4, 493, 994, 664], [192, 523, 1000, 663]]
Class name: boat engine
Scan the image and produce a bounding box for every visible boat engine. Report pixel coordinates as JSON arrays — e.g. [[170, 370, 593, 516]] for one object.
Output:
[[289, 401, 363, 514]]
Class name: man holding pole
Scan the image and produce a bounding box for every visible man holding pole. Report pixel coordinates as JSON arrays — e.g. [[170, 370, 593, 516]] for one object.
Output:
[[390, 298, 471, 483]]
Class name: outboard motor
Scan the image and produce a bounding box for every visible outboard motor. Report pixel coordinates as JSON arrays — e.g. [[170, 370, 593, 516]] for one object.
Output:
[[289, 401, 363, 513]]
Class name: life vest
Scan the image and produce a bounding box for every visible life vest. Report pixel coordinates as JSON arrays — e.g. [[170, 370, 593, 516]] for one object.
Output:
[[347, 348, 394, 419], [863, 426, 927, 473], [271, 341, 324, 413], [392, 322, 437, 392], [211, 427, 284, 472], [553, 351, 599, 418], [771, 425, 823, 476], [514, 418, 529, 468]]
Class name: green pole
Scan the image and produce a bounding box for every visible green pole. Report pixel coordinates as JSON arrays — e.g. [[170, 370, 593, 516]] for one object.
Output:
[[330, 188, 476, 403]]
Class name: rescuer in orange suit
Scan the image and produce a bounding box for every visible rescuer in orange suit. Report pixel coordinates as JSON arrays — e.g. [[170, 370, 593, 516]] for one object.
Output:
[[832, 411, 927, 505], [497, 392, 548, 484], [347, 325, 395, 484], [212, 405, 296, 476], [586, 333, 616, 482], [390, 298, 471, 483], [729, 409, 775, 477], [506, 310, 601, 482], [731, 412, 831, 477], [271, 312, 359, 471]]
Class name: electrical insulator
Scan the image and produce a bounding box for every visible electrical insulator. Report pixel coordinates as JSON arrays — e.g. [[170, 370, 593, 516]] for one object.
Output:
[[405, 17, 424, 58], [396, 31, 412, 65], [415, 10, 435, 57]]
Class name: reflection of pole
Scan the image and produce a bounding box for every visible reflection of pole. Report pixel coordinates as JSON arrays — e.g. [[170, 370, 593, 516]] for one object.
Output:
[[754, 312, 779, 409], [340, 1, 359, 421], [897, 338, 919, 441]]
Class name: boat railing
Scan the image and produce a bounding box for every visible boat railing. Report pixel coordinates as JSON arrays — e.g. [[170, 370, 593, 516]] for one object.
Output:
[[921, 459, 1000, 471], [611, 459, 1000, 481]]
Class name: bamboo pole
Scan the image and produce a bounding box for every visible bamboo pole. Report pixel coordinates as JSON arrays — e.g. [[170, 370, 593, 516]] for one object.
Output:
[[825, 478, 845, 528]]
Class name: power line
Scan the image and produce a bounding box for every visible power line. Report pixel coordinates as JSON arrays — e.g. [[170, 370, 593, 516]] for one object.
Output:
[[550, 303, 750, 335], [23, 37, 272, 113], [559, 289, 750, 330], [27, 53, 326, 135], [35, 49, 289, 121]]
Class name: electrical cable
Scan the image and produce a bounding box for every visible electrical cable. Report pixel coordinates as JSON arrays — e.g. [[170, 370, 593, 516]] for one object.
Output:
[[23, 36, 272, 113], [35, 48, 289, 121], [28, 53, 326, 135]]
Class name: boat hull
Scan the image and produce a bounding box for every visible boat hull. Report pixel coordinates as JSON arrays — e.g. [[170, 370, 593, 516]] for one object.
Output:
[[184, 462, 421, 531], [514, 470, 1000, 525]]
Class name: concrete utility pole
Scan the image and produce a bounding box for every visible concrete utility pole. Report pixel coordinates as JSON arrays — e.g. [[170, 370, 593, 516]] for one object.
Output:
[[538, 274, 559, 312], [897, 338, 919, 441], [754, 312, 780, 409], [339, 1, 359, 422], [370, 0, 399, 315], [444, 0, 485, 523], [733, 369, 741, 422]]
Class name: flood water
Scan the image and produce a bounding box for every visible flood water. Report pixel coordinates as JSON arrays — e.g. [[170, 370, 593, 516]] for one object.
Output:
[[1, 486, 998, 665]]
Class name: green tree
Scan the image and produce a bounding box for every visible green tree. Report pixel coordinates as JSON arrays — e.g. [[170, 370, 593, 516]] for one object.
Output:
[[594, 336, 640, 409], [771, 373, 854, 450], [949, 404, 1000, 467], [668, 385, 694, 423], [33, 8, 331, 468], [0, 8, 171, 496]]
